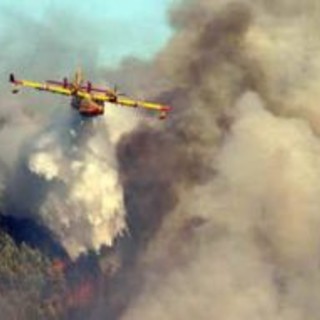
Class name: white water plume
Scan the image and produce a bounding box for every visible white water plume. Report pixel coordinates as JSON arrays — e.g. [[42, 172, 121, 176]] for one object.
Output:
[[28, 108, 139, 258]]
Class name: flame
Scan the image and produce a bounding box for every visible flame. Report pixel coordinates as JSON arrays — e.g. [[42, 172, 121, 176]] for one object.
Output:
[[66, 281, 94, 308]]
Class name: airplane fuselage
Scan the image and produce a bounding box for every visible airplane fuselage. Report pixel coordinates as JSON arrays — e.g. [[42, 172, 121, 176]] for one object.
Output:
[[71, 95, 104, 117]]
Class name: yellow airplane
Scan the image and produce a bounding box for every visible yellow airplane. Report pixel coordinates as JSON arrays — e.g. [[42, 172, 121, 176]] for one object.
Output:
[[9, 69, 171, 119]]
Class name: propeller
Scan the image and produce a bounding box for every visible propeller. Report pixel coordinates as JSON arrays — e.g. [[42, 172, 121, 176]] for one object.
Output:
[[112, 84, 125, 96]]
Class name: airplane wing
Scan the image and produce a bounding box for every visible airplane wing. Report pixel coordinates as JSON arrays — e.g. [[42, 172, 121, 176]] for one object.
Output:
[[47, 78, 70, 89], [80, 83, 117, 96], [90, 92, 171, 119], [9, 74, 73, 96]]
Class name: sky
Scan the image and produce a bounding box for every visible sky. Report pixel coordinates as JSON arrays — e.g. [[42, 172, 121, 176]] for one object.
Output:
[[0, 0, 176, 68]]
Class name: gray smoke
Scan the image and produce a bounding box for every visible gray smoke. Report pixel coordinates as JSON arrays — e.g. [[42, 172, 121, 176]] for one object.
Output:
[[110, 1, 320, 319]]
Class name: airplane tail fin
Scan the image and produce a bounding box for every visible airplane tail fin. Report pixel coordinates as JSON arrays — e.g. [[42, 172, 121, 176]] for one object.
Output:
[[73, 68, 83, 88]]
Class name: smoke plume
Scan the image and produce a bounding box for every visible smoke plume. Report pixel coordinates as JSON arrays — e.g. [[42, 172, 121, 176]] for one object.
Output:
[[105, 1, 320, 319]]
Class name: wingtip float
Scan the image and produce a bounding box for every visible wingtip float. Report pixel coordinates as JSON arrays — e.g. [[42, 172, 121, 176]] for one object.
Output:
[[9, 70, 172, 120]]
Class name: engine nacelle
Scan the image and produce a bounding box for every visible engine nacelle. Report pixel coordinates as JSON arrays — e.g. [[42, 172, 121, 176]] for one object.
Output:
[[87, 81, 92, 92], [63, 77, 68, 88]]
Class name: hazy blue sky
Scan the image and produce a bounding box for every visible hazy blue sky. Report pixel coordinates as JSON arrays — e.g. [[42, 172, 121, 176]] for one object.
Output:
[[0, 0, 177, 68]]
